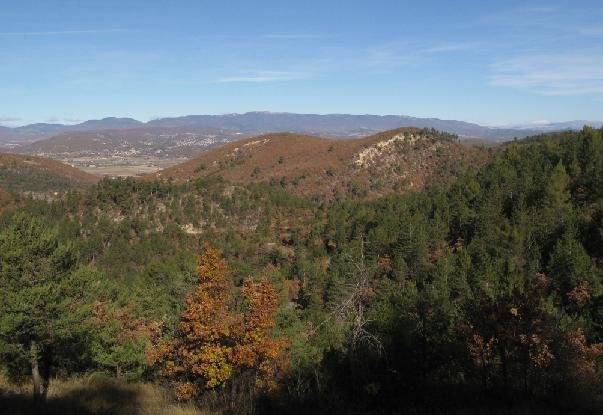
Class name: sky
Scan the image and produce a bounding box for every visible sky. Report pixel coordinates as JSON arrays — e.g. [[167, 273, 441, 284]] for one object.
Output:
[[1, 0, 602, 127]]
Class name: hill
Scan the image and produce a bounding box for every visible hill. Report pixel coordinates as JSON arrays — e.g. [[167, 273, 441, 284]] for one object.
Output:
[[153, 127, 487, 199], [0, 153, 99, 195]]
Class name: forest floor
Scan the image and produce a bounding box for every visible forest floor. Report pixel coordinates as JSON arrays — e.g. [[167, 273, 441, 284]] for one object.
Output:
[[0, 376, 209, 415]]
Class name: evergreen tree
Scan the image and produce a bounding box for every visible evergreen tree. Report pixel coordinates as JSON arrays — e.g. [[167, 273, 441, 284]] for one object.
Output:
[[0, 213, 92, 403]]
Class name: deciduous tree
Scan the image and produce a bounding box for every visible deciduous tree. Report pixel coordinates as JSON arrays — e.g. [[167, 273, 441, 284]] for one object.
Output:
[[148, 244, 288, 410]]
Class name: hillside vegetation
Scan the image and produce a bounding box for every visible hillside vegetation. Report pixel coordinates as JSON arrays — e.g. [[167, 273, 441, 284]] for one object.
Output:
[[0, 127, 601, 414], [0, 153, 98, 194], [155, 127, 487, 199]]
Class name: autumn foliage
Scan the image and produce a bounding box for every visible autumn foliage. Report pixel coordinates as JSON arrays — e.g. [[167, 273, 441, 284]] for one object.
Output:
[[148, 244, 288, 401]]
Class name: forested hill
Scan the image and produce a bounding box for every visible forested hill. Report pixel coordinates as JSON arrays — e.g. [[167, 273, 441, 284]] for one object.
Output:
[[0, 153, 99, 214], [152, 127, 487, 199], [0, 152, 98, 194], [0, 127, 602, 414]]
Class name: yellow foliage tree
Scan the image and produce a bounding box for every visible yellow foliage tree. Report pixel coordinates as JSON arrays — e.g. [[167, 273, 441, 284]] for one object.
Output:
[[233, 278, 289, 387], [148, 244, 287, 401]]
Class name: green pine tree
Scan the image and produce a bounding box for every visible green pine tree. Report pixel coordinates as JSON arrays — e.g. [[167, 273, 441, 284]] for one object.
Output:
[[0, 213, 93, 403]]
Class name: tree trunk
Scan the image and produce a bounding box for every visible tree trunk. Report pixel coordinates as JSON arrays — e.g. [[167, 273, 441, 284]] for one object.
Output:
[[500, 345, 508, 393], [30, 342, 44, 405], [42, 348, 52, 401]]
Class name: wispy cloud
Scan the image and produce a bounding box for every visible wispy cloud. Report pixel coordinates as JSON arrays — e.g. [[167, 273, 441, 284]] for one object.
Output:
[[45, 117, 81, 124], [216, 70, 312, 83], [423, 41, 484, 53], [490, 53, 603, 96], [0, 29, 128, 36], [0, 117, 22, 127], [0, 117, 20, 123]]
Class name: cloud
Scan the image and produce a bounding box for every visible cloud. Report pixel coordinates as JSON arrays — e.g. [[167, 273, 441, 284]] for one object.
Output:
[[0, 117, 22, 127], [423, 41, 484, 53], [489, 53, 603, 96], [216, 70, 312, 83], [45, 117, 80, 124]]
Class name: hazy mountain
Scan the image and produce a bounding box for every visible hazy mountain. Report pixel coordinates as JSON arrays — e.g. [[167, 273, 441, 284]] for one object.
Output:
[[2, 113, 601, 146], [0, 117, 144, 143], [0, 126, 14, 141], [146, 112, 540, 140], [510, 120, 603, 132], [75, 117, 143, 130]]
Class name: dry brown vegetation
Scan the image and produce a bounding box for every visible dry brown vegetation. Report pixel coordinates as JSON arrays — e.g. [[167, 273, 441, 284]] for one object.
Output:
[[0, 153, 99, 190], [0, 188, 18, 212], [0, 376, 209, 415], [0, 153, 99, 208], [152, 128, 487, 199]]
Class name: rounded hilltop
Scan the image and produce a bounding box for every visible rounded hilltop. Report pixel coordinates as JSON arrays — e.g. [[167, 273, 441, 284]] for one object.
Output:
[[151, 127, 487, 199]]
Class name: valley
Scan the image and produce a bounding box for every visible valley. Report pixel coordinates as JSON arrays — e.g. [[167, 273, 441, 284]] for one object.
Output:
[[15, 127, 245, 177], [68, 156, 179, 176]]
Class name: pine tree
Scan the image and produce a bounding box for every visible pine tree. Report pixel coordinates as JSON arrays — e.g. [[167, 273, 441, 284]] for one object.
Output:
[[544, 161, 571, 216], [0, 213, 90, 403]]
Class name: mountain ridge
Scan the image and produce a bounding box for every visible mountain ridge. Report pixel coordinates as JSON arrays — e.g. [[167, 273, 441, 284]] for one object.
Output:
[[3, 112, 601, 144]]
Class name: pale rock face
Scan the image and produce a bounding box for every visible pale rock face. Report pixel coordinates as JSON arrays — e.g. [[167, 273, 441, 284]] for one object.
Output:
[[243, 138, 270, 147], [353, 133, 419, 167], [180, 223, 203, 234], [223, 138, 271, 160]]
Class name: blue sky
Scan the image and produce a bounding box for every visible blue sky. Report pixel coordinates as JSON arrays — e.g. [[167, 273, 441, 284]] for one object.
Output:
[[1, 0, 602, 126]]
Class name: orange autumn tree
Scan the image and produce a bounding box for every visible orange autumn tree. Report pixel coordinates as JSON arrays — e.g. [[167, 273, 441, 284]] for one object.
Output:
[[148, 244, 287, 401], [233, 278, 288, 386]]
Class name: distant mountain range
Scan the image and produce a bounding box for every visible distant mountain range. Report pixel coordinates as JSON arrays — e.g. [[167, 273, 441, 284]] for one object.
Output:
[[0, 117, 144, 143], [507, 120, 603, 132], [2, 112, 601, 144]]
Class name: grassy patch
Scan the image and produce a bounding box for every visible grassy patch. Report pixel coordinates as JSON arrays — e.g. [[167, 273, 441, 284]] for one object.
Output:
[[0, 376, 209, 415]]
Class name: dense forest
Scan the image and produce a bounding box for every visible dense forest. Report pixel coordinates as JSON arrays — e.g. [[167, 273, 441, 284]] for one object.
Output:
[[1, 127, 602, 414]]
